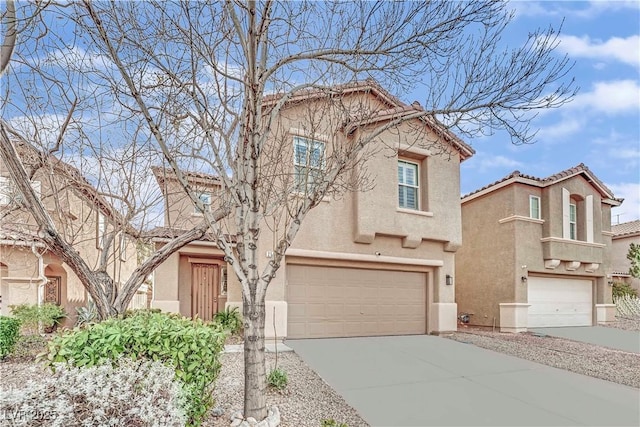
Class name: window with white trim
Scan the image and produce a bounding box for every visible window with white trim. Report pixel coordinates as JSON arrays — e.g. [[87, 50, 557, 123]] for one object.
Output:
[[398, 160, 419, 210], [97, 212, 106, 249], [569, 203, 577, 240], [293, 136, 325, 192], [0, 177, 41, 205], [194, 192, 212, 213], [529, 195, 541, 219]]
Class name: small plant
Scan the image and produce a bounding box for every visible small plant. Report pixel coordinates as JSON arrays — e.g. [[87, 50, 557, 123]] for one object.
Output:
[[321, 420, 349, 427], [213, 306, 243, 335], [612, 282, 638, 299], [267, 367, 288, 391], [75, 300, 97, 327], [0, 316, 21, 359], [47, 310, 225, 426], [0, 358, 187, 426], [10, 303, 66, 334], [10, 334, 47, 361]]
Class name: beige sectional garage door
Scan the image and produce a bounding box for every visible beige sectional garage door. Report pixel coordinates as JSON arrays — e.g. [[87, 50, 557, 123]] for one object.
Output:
[[527, 276, 593, 327], [287, 265, 427, 339]]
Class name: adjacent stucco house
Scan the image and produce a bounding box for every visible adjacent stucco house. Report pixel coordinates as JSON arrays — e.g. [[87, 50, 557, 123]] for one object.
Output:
[[0, 140, 138, 326], [150, 80, 475, 338], [456, 164, 622, 332], [611, 220, 640, 293]]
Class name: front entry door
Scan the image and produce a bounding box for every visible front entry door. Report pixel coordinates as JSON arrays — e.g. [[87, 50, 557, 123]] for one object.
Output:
[[44, 276, 62, 305], [191, 263, 219, 321]]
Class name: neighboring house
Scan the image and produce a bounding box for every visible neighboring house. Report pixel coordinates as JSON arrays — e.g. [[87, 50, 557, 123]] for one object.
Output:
[[0, 141, 138, 326], [150, 80, 475, 338], [611, 220, 640, 293], [456, 164, 622, 332]]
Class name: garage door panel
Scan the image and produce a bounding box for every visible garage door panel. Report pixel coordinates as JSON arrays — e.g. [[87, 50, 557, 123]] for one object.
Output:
[[287, 265, 427, 338], [527, 277, 592, 328]]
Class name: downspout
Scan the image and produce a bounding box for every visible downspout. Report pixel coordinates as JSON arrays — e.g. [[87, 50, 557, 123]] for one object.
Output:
[[32, 242, 47, 334]]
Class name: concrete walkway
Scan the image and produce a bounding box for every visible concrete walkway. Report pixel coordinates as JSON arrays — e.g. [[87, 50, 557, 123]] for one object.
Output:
[[287, 335, 640, 426], [529, 326, 640, 353]]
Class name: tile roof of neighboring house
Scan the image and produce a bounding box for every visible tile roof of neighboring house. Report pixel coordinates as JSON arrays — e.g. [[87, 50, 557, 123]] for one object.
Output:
[[4, 137, 134, 234], [147, 226, 234, 243], [612, 220, 640, 238], [462, 163, 624, 205], [151, 166, 222, 187], [264, 79, 475, 160]]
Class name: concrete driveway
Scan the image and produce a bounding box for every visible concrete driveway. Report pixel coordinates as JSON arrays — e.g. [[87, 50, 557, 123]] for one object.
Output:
[[529, 326, 640, 353], [287, 335, 640, 426]]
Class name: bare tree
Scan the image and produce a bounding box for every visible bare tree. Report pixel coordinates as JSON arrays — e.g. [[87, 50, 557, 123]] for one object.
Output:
[[3, 0, 576, 420]]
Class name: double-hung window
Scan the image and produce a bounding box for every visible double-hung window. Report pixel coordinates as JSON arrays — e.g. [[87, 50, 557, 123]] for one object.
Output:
[[529, 195, 541, 219], [195, 192, 212, 213], [398, 160, 419, 210], [569, 203, 577, 240], [293, 136, 325, 192], [0, 177, 41, 205]]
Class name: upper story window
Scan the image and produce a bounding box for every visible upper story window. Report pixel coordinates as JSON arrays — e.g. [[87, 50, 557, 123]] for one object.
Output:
[[195, 192, 212, 213], [529, 195, 541, 219], [293, 136, 325, 192], [0, 177, 41, 205], [398, 160, 419, 210], [569, 202, 577, 240], [97, 212, 106, 250]]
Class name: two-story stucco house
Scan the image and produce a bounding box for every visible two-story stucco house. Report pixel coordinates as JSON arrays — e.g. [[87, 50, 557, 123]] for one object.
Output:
[[456, 164, 622, 332], [611, 220, 640, 293], [150, 80, 475, 338], [0, 140, 138, 326]]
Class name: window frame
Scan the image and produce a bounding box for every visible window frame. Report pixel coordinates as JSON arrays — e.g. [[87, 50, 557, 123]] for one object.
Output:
[[529, 195, 541, 219], [194, 191, 212, 214], [119, 233, 127, 261], [398, 159, 420, 210], [569, 202, 577, 240], [97, 212, 106, 250], [293, 136, 325, 193]]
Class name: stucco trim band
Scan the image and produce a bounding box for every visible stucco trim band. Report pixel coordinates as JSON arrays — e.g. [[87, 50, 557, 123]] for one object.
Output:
[[286, 248, 444, 267], [539, 237, 606, 248], [498, 215, 544, 225], [601, 231, 615, 237]]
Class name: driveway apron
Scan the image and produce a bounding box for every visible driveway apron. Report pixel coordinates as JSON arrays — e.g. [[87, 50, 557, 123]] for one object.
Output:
[[529, 326, 640, 353], [287, 335, 640, 427]]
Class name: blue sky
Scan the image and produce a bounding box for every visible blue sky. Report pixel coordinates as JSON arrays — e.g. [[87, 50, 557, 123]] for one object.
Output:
[[449, 1, 639, 224]]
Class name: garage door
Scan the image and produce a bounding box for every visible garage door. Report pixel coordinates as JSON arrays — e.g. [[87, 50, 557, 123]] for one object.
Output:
[[287, 265, 427, 338], [527, 277, 593, 327]]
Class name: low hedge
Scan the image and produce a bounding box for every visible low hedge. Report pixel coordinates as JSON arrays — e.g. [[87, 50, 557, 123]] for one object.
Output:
[[47, 311, 226, 426], [0, 316, 21, 359]]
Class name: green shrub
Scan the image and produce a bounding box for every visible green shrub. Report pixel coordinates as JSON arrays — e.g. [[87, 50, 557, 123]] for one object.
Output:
[[213, 306, 243, 335], [47, 311, 225, 426], [321, 420, 349, 427], [0, 316, 21, 359], [267, 367, 288, 391], [1, 358, 187, 426], [613, 282, 638, 299], [75, 301, 97, 327], [10, 303, 66, 334], [10, 334, 47, 361]]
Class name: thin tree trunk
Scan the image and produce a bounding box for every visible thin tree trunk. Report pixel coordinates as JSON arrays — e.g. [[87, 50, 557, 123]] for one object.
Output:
[[243, 296, 267, 420]]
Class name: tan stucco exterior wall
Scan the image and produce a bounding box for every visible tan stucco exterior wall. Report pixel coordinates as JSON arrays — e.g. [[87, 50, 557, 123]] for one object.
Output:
[[457, 173, 616, 331], [611, 234, 640, 292]]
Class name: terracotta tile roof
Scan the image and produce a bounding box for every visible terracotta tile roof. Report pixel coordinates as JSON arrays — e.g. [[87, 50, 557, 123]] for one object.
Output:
[[147, 226, 235, 243], [264, 79, 475, 160], [151, 166, 221, 185], [462, 163, 623, 204], [612, 220, 640, 238]]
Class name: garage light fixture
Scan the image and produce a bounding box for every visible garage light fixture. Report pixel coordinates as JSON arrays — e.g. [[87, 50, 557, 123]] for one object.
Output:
[[445, 274, 453, 286]]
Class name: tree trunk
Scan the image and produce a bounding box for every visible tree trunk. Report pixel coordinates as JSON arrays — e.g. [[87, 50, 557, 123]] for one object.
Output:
[[243, 296, 267, 420]]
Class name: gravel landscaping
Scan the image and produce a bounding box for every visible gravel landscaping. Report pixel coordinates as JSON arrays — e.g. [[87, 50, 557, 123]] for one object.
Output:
[[445, 318, 640, 389], [2, 318, 638, 426]]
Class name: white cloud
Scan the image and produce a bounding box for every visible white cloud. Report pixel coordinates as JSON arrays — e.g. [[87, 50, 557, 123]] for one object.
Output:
[[512, 0, 640, 19], [609, 182, 640, 223], [557, 35, 640, 68], [535, 117, 585, 141], [570, 80, 640, 115], [465, 152, 523, 172]]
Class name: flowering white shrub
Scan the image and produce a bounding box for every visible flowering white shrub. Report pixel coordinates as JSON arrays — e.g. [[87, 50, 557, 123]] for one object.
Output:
[[0, 358, 187, 426]]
